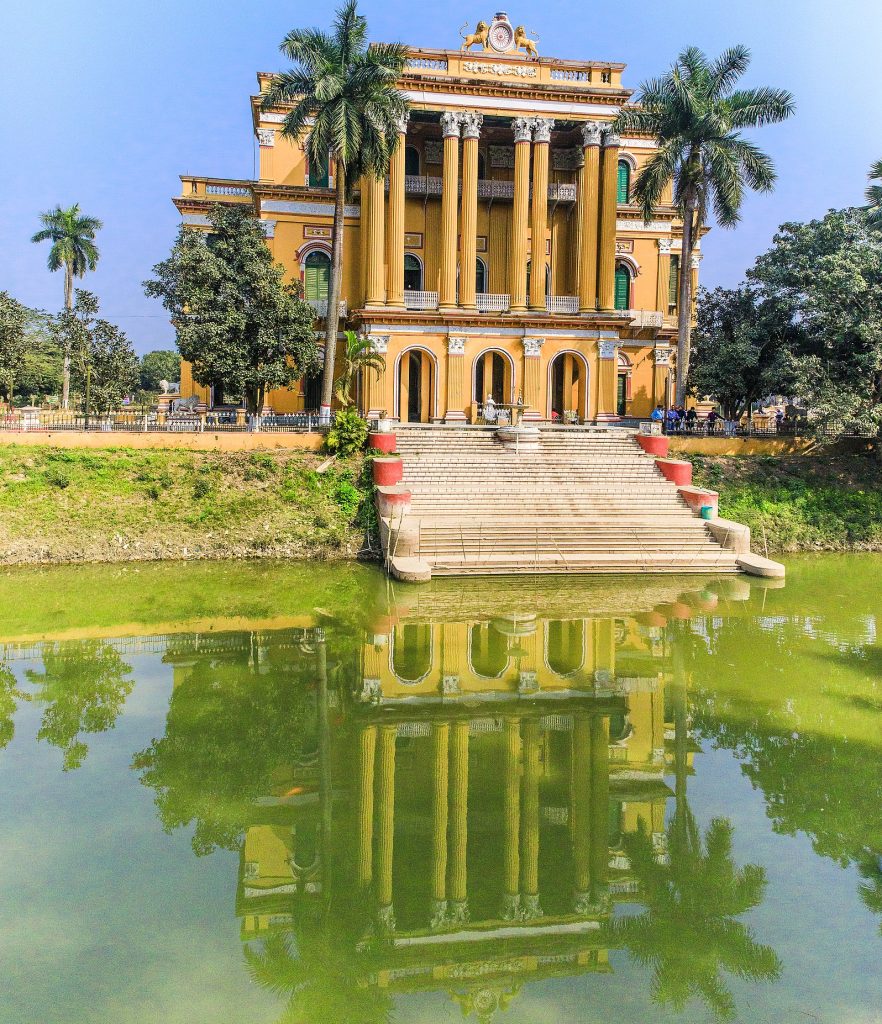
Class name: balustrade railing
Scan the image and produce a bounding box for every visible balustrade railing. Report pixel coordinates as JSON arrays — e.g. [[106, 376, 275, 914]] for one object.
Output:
[[404, 290, 439, 310], [476, 293, 510, 313], [205, 184, 250, 196], [546, 295, 580, 314], [627, 309, 665, 327], [307, 299, 348, 318], [401, 177, 576, 202]]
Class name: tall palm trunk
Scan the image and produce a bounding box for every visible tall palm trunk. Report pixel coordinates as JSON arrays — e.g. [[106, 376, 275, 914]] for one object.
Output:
[[320, 163, 347, 423], [62, 263, 73, 410], [675, 192, 698, 407]]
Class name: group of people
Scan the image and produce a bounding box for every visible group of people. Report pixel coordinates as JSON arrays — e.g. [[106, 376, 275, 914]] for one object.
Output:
[[650, 405, 740, 436]]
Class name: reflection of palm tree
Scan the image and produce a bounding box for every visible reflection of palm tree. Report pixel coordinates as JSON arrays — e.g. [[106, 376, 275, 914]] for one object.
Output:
[[607, 811, 781, 1022], [0, 662, 29, 751], [244, 921, 392, 1024]]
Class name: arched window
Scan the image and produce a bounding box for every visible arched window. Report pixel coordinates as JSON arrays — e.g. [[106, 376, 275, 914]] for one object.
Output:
[[617, 160, 631, 204], [614, 263, 631, 311], [404, 145, 420, 176], [546, 620, 585, 676], [475, 257, 487, 295], [404, 253, 422, 292], [392, 623, 433, 682], [469, 623, 508, 678], [617, 352, 632, 415], [310, 149, 329, 189], [304, 251, 331, 301]]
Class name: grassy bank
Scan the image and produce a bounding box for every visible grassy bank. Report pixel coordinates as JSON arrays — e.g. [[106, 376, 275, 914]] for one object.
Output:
[[690, 453, 882, 553], [0, 445, 375, 565]]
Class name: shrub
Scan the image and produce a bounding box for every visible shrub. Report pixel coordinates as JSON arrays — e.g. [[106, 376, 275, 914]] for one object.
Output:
[[325, 409, 369, 457], [192, 476, 214, 500], [44, 467, 71, 489], [333, 478, 362, 519]]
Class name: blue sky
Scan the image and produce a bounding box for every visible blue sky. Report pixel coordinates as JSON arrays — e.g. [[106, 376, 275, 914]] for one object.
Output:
[[2, 0, 880, 353]]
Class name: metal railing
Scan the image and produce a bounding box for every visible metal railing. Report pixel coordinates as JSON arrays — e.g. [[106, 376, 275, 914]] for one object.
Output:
[[546, 295, 579, 314], [656, 418, 871, 439], [477, 293, 510, 312], [307, 299, 348, 318], [403, 290, 439, 310], [0, 411, 335, 434], [402, 177, 577, 203]]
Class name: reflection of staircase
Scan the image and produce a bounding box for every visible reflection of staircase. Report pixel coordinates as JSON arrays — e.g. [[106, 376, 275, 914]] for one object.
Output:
[[389, 426, 740, 577]]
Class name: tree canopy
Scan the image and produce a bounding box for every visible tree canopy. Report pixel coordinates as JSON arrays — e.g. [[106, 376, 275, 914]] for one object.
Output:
[[0, 291, 31, 403], [139, 349, 181, 392], [144, 205, 319, 414]]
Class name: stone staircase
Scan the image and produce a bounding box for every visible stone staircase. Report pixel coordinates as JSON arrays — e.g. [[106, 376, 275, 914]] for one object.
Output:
[[384, 426, 742, 577]]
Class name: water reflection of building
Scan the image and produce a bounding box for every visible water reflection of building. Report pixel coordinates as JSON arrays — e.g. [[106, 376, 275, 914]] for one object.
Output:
[[233, 588, 706, 1016]]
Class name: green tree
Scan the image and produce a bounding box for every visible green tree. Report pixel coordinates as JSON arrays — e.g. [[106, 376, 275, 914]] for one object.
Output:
[[144, 205, 318, 414], [26, 640, 134, 770], [866, 159, 882, 229], [691, 285, 797, 417], [334, 330, 385, 408], [749, 208, 882, 437], [31, 204, 102, 409], [614, 46, 794, 405], [263, 0, 408, 420], [54, 290, 139, 417], [0, 292, 31, 404], [16, 310, 63, 404], [139, 349, 181, 392]]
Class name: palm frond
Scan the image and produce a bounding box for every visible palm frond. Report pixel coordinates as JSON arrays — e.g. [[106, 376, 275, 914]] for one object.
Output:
[[726, 87, 796, 128], [709, 44, 751, 96]]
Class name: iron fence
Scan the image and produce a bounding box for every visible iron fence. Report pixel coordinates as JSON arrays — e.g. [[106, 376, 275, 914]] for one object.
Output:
[[0, 411, 335, 434]]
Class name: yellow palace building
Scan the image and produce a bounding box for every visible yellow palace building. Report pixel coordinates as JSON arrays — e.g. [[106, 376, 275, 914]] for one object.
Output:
[[174, 12, 701, 423]]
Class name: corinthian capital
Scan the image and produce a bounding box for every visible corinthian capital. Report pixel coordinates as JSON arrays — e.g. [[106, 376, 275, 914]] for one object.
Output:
[[393, 110, 410, 135], [657, 237, 673, 255], [460, 111, 483, 140], [512, 116, 532, 144], [580, 121, 603, 147], [531, 117, 555, 144], [602, 125, 621, 147], [440, 111, 461, 138]]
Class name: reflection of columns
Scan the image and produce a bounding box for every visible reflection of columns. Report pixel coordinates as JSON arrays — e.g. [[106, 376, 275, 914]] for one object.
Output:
[[529, 118, 554, 310], [439, 112, 461, 311], [595, 338, 619, 423], [448, 719, 470, 922], [595, 617, 617, 679], [357, 725, 377, 887], [459, 113, 482, 311], [501, 716, 522, 919], [430, 722, 450, 928], [364, 334, 389, 419], [522, 337, 544, 421], [376, 724, 397, 931], [597, 128, 621, 310], [445, 337, 468, 422], [578, 122, 602, 313], [589, 715, 610, 900], [386, 112, 409, 307], [655, 237, 672, 315], [521, 718, 542, 918], [509, 117, 533, 312], [571, 713, 591, 909], [365, 171, 386, 308]]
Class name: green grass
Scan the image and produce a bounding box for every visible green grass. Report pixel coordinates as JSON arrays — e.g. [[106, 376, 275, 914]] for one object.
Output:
[[0, 445, 376, 565], [689, 454, 882, 552]]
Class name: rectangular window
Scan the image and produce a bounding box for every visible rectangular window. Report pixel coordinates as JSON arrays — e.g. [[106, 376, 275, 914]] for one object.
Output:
[[668, 255, 680, 310]]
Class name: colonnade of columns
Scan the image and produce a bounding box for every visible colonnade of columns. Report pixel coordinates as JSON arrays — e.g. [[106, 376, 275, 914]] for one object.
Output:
[[356, 710, 612, 933], [362, 113, 623, 313]]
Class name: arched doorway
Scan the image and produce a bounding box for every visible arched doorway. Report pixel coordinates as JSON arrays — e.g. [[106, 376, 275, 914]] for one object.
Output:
[[304, 250, 331, 302], [404, 145, 420, 176], [303, 372, 322, 411], [396, 348, 435, 423], [546, 620, 585, 676], [469, 623, 508, 678], [617, 353, 632, 417], [614, 262, 632, 311], [548, 351, 588, 422], [475, 257, 487, 295], [473, 350, 512, 406], [404, 253, 423, 292]]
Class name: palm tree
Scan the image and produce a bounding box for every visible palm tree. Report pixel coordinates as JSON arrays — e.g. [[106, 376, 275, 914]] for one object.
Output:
[[263, 0, 408, 422], [866, 160, 882, 228], [334, 330, 385, 408], [614, 46, 794, 405], [31, 204, 102, 408]]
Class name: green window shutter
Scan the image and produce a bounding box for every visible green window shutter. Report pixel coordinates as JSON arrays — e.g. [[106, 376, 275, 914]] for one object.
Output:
[[305, 254, 330, 301], [311, 150, 329, 188], [617, 161, 630, 204], [614, 266, 630, 310], [668, 255, 680, 308]]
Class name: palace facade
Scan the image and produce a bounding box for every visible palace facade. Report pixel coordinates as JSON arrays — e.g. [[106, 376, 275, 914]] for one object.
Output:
[[174, 13, 702, 422]]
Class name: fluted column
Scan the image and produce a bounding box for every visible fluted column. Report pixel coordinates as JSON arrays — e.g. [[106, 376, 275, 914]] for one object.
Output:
[[598, 127, 621, 310], [365, 170, 386, 308], [691, 252, 702, 318], [386, 112, 409, 307], [653, 344, 672, 408], [357, 724, 377, 888], [430, 722, 450, 928], [448, 719, 470, 922], [459, 112, 482, 310], [521, 337, 544, 421], [589, 715, 610, 901], [578, 122, 602, 313], [364, 334, 389, 419], [571, 148, 586, 295], [501, 716, 522, 919], [445, 336, 468, 422], [439, 112, 461, 311], [509, 117, 533, 312], [521, 718, 542, 918], [656, 237, 672, 314], [595, 338, 619, 423], [375, 724, 397, 933], [529, 118, 554, 311], [571, 712, 592, 910]]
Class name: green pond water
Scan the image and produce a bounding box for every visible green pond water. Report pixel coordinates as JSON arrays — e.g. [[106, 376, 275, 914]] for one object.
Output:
[[2, 556, 881, 1024]]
